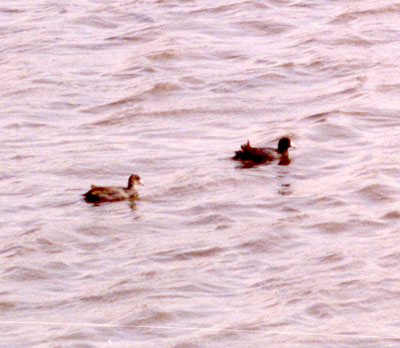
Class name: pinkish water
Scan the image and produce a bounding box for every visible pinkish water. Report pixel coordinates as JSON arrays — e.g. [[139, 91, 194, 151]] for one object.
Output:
[[1, 0, 400, 347]]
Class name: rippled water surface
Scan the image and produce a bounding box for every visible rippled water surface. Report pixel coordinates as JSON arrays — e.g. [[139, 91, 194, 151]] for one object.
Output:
[[1, 0, 400, 347]]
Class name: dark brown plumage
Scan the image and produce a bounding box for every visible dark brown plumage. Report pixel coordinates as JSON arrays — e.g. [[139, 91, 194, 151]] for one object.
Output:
[[84, 174, 143, 203], [233, 137, 296, 167]]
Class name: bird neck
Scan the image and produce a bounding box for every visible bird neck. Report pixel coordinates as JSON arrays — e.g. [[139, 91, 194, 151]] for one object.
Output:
[[278, 148, 288, 154]]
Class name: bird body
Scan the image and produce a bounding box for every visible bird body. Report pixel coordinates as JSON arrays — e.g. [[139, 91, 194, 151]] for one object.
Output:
[[84, 174, 143, 203], [233, 137, 295, 166]]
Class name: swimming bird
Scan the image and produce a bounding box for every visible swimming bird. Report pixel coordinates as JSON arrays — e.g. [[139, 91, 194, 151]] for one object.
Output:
[[83, 174, 143, 203], [233, 137, 296, 166]]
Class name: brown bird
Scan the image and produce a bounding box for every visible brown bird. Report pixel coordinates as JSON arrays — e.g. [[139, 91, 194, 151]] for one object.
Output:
[[233, 137, 296, 166], [84, 174, 143, 203]]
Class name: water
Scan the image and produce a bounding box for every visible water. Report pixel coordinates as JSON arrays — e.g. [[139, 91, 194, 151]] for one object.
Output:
[[1, 0, 400, 347]]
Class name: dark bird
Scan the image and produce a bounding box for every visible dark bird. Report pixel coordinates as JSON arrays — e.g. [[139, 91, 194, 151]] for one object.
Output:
[[84, 174, 143, 203], [233, 137, 296, 167]]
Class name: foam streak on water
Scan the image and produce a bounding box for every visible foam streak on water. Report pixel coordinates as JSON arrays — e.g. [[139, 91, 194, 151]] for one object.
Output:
[[1, 0, 400, 347]]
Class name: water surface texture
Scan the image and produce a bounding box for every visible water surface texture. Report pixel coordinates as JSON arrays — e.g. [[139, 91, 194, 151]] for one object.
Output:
[[1, 0, 400, 347]]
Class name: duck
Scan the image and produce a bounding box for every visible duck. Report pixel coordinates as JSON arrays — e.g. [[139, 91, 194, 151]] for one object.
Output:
[[233, 137, 296, 166], [84, 174, 143, 203]]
